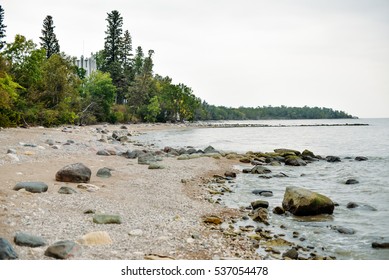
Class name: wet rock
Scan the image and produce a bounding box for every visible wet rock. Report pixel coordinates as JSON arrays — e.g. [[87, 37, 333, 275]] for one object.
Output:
[[251, 200, 269, 210], [274, 148, 301, 156], [224, 171, 237, 178], [285, 156, 307, 166], [283, 248, 299, 259], [78, 231, 112, 246], [56, 163, 91, 183], [252, 190, 273, 196], [239, 157, 251, 163], [331, 226, 355, 235], [302, 149, 315, 158], [355, 156, 368, 161], [346, 202, 377, 211], [251, 208, 269, 225], [258, 175, 272, 179], [45, 240, 81, 259], [0, 238, 18, 260], [282, 187, 334, 216], [273, 206, 285, 215], [326, 156, 341, 162], [204, 146, 219, 154], [93, 214, 122, 224], [96, 167, 112, 178], [14, 232, 46, 247], [58, 186, 78, 194], [372, 242, 389, 249], [345, 179, 359, 185], [13, 182, 48, 193], [250, 166, 272, 174]]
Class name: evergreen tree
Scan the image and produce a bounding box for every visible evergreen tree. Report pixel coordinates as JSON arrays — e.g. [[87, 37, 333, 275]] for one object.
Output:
[[40, 15, 60, 58], [103, 10, 125, 103], [103, 10, 123, 66], [0, 5, 6, 50]]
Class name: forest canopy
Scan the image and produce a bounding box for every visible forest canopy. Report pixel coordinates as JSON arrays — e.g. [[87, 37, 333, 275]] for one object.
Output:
[[0, 7, 353, 127]]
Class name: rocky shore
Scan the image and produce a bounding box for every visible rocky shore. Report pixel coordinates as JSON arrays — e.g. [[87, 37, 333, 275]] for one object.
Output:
[[0, 123, 386, 260], [0, 124, 259, 260]]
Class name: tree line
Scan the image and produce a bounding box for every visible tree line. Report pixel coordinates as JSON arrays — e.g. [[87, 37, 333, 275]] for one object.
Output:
[[0, 7, 352, 127]]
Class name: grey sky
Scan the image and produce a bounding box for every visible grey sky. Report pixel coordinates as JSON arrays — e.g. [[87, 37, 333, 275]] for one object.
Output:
[[2, 0, 389, 118]]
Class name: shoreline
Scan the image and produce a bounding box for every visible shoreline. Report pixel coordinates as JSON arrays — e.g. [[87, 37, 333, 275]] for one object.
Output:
[[0, 124, 259, 260]]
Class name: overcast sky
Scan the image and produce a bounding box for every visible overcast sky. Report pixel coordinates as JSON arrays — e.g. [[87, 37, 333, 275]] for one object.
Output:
[[2, 0, 389, 118]]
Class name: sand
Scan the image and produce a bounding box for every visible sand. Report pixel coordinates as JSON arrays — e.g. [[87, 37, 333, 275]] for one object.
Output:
[[0, 124, 258, 260]]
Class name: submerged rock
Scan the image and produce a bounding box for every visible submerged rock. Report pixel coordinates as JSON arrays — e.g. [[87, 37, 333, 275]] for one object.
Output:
[[282, 187, 334, 216], [326, 156, 341, 162], [355, 156, 368, 161], [56, 163, 91, 183], [331, 226, 356, 235], [346, 202, 377, 211], [345, 179, 359, 185], [372, 242, 389, 249]]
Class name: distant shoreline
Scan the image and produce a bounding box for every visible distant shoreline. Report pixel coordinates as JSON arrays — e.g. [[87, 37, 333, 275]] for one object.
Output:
[[187, 122, 369, 128]]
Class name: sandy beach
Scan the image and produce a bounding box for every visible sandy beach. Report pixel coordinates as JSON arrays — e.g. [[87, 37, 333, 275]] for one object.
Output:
[[0, 124, 258, 260]]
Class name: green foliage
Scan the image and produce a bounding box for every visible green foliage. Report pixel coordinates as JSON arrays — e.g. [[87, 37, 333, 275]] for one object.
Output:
[[145, 95, 161, 122], [0, 71, 23, 127], [0, 5, 6, 51], [40, 15, 60, 58], [81, 71, 116, 123]]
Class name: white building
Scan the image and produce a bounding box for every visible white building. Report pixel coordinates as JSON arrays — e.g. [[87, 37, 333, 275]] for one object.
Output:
[[75, 55, 97, 76]]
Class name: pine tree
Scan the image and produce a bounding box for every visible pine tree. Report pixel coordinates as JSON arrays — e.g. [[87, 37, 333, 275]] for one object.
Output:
[[121, 30, 133, 69], [103, 10, 123, 66], [40, 15, 60, 58], [0, 5, 6, 50]]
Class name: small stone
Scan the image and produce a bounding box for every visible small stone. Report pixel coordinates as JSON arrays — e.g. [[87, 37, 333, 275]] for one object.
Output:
[[93, 214, 122, 224], [14, 232, 46, 247], [282, 248, 299, 259], [251, 200, 269, 210], [96, 149, 111, 156], [58, 186, 78, 194], [77, 183, 99, 192], [96, 167, 112, 178], [224, 171, 237, 178], [144, 254, 175, 260], [251, 208, 269, 225], [45, 240, 81, 259], [0, 238, 18, 260], [7, 148, 17, 154], [273, 206, 285, 215], [128, 229, 143, 236], [83, 209, 95, 214], [78, 231, 112, 246], [203, 215, 223, 225], [148, 163, 165, 170], [13, 182, 48, 193]]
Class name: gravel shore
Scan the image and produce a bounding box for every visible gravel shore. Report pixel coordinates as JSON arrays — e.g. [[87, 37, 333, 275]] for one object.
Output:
[[0, 124, 258, 260]]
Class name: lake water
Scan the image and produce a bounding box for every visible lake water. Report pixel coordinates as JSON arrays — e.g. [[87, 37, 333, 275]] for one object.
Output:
[[137, 119, 389, 259]]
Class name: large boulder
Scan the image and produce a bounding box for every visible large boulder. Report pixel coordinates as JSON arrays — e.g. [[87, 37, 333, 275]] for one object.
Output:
[[285, 156, 307, 166], [282, 187, 334, 216], [44, 240, 81, 259], [55, 163, 91, 183], [274, 148, 301, 156]]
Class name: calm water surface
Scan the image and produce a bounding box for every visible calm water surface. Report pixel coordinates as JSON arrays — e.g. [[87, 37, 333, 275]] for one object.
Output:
[[137, 119, 389, 259]]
